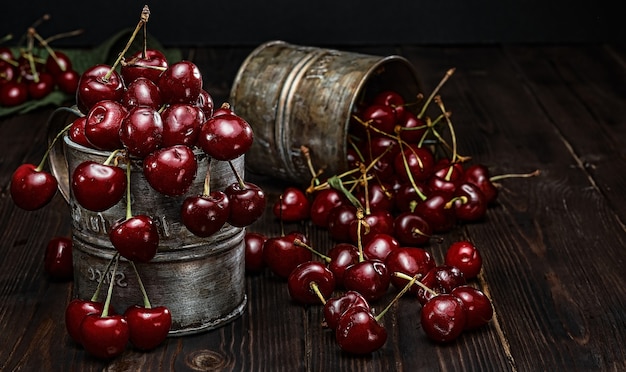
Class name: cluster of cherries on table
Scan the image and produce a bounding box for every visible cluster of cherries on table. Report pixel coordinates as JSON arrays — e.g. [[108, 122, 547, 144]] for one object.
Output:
[[244, 78, 506, 354], [9, 8, 266, 359], [0, 16, 80, 107]]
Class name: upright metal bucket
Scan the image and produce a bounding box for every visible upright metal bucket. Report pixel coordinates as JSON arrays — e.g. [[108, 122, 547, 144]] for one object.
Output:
[[47, 108, 247, 336], [230, 40, 421, 184]]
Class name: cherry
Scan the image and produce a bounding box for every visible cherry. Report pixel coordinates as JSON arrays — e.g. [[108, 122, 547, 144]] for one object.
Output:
[[0, 80, 28, 106], [393, 211, 432, 247], [356, 182, 394, 213], [461, 164, 498, 204], [287, 261, 335, 305], [413, 191, 456, 233], [27, 71, 55, 99], [323, 290, 369, 330], [372, 89, 406, 119], [361, 104, 396, 134], [427, 175, 459, 196], [223, 177, 266, 227], [84, 100, 127, 151], [335, 305, 387, 354], [121, 77, 163, 110], [160, 103, 205, 147], [262, 232, 311, 279], [76, 64, 125, 114], [398, 111, 427, 144], [384, 247, 435, 292], [119, 106, 164, 158], [452, 182, 488, 222], [158, 60, 202, 104], [68, 116, 91, 147], [143, 145, 198, 196], [362, 233, 399, 261], [394, 181, 429, 212], [80, 313, 129, 358], [327, 205, 357, 242], [244, 232, 268, 273], [65, 298, 107, 344], [121, 48, 168, 84], [124, 305, 172, 350], [10, 163, 58, 210], [343, 260, 390, 302], [198, 111, 254, 161], [348, 209, 394, 244], [394, 144, 435, 182], [45, 50, 73, 77], [55, 69, 80, 94], [71, 160, 126, 212], [110, 215, 159, 263], [181, 167, 230, 238], [420, 294, 466, 343], [445, 240, 482, 279], [450, 285, 493, 330], [273, 187, 310, 222], [326, 243, 359, 287], [44, 236, 73, 281], [195, 89, 214, 117], [309, 188, 345, 228], [0, 62, 16, 86]]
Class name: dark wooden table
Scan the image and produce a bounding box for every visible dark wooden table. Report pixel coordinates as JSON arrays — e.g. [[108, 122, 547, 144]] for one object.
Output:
[[1, 43, 625, 371]]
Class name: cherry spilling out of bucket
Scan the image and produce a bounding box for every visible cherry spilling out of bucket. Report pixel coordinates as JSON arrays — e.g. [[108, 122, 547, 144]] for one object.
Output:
[[9, 6, 264, 359]]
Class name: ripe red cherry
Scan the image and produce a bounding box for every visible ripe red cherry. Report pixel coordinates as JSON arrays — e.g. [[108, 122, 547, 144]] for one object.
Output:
[[362, 233, 399, 261], [453, 182, 488, 222], [384, 247, 435, 292], [394, 144, 435, 182], [195, 89, 214, 117], [71, 161, 126, 212], [309, 188, 345, 228], [327, 205, 357, 242], [84, 100, 128, 151], [450, 285, 493, 330], [121, 49, 168, 84], [76, 64, 124, 114], [262, 232, 312, 279], [327, 243, 359, 287], [416, 265, 467, 305], [158, 60, 202, 104], [413, 191, 456, 233], [10, 163, 58, 210], [348, 209, 394, 244], [323, 290, 370, 330], [445, 240, 483, 279], [27, 71, 55, 99], [181, 190, 230, 237], [356, 182, 394, 213], [224, 181, 266, 227], [394, 181, 429, 212], [79, 314, 129, 359], [287, 261, 335, 305], [68, 116, 92, 147], [124, 305, 172, 350], [44, 236, 73, 281], [65, 298, 107, 344], [244, 232, 267, 273], [372, 89, 406, 119], [335, 305, 387, 354], [121, 77, 163, 110], [160, 103, 205, 147], [45, 51, 73, 77], [198, 113, 254, 161], [421, 294, 467, 343], [393, 211, 432, 247], [0, 81, 28, 106], [55, 69, 80, 94], [109, 215, 160, 263], [398, 111, 427, 144], [462, 164, 498, 204], [361, 104, 396, 134], [0, 60, 16, 85], [343, 260, 390, 302], [119, 106, 164, 158], [143, 145, 198, 196], [273, 187, 310, 222]]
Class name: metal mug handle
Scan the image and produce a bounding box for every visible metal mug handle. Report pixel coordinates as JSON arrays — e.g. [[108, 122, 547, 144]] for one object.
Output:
[[46, 106, 83, 203]]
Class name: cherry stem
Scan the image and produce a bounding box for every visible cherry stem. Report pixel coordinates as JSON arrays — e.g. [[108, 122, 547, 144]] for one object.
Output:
[[444, 195, 467, 209], [124, 157, 133, 220], [397, 142, 427, 201], [301, 145, 321, 186], [104, 5, 150, 81], [37, 120, 74, 171], [202, 159, 212, 196], [101, 254, 120, 318], [278, 194, 286, 237], [375, 273, 420, 322], [394, 272, 438, 297], [355, 208, 368, 263], [434, 95, 459, 166], [309, 282, 327, 305], [228, 160, 247, 189], [25, 29, 40, 83], [0, 34, 13, 44], [90, 253, 119, 302], [293, 239, 331, 263], [490, 169, 541, 182], [417, 68, 455, 119], [30, 29, 64, 72], [327, 175, 363, 211], [103, 149, 123, 167], [44, 29, 84, 44], [129, 261, 152, 309]]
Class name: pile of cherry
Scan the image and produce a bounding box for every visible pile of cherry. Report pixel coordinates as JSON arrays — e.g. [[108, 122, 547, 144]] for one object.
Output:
[[0, 14, 81, 107], [244, 70, 536, 354], [9, 6, 266, 359]]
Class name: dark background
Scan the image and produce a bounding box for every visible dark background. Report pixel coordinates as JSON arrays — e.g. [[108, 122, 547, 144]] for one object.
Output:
[[1, 0, 622, 47]]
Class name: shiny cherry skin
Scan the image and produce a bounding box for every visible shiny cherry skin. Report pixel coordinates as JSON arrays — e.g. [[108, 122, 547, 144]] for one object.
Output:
[[323, 290, 370, 330], [84, 100, 127, 151], [0, 81, 28, 106], [71, 161, 126, 212], [244, 232, 268, 273], [385, 247, 435, 292], [68, 116, 92, 147], [453, 182, 488, 222], [10, 164, 58, 210], [343, 260, 391, 302], [79, 314, 129, 359], [119, 106, 164, 158], [121, 77, 163, 110], [65, 299, 107, 344], [394, 181, 429, 212], [416, 265, 467, 305], [420, 294, 466, 343], [158, 60, 202, 104], [398, 111, 427, 144], [414, 191, 456, 233], [273, 187, 310, 222], [348, 209, 394, 244], [181, 191, 230, 237], [327, 205, 357, 242], [198, 113, 254, 161], [445, 240, 483, 279], [109, 215, 160, 263], [450, 285, 493, 330], [393, 211, 432, 247], [44, 236, 73, 281], [361, 104, 396, 135], [262, 231, 311, 279], [121, 49, 168, 84], [287, 261, 335, 305], [356, 182, 395, 213], [224, 181, 266, 227], [362, 233, 399, 261], [394, 144, 435, 182], [195, 89, 214, 117], [143, 145, 198, 196], [309, 188, 345, 228], [160, 103, 205, 147], [335, 305, 387, 354], [372, 89, 406, 119], [327, 243, 359, 287], [27, 71, 55, 99], [55, 69, 80, 94], [124, 305, 172, 350], [462, 164, 498, 204], [45, 51, 73, 77], [76, 64, 124, 114]]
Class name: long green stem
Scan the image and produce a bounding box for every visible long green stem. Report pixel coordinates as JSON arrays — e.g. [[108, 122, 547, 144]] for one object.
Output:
[[103, 5, 150, 81], [101, 254, 120, 318], [130, 261, 151, 309], [394, 271, 438, 296], [90, 253, 119, 302], [375, 273, 420, 322], [417, 68, 455, 119], [309, 282, 327, 305], [124, 157, 132, 220], [293, 239, 331, 263], [36, 121, 74, 171]]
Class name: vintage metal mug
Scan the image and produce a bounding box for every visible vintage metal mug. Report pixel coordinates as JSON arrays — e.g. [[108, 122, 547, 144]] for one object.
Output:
[[47, 108, 247, 336], [230, 40, 421, 184]]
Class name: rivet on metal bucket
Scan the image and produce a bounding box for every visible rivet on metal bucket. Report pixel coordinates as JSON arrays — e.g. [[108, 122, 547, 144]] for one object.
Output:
[[47, 108, 247, 336], [230, 40, 421, 184]]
